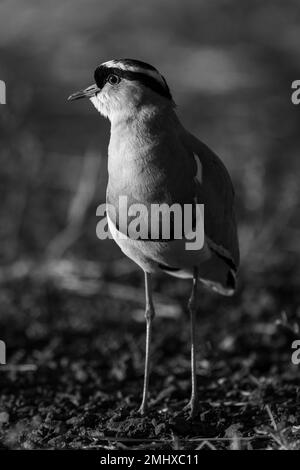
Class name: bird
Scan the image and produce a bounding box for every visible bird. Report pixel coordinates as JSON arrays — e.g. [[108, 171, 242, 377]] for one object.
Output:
[[68, 58, 239, 418]]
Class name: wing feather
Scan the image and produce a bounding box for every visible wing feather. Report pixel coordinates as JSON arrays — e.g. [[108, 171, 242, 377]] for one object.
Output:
[[183, 131, 240, 293]]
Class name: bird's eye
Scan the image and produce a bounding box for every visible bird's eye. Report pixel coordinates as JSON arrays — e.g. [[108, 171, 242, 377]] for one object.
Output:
[[107, 74, 120, 85]]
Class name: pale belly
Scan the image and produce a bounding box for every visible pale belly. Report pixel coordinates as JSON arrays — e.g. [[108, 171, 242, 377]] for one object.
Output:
[[107, 210, 211, 277]]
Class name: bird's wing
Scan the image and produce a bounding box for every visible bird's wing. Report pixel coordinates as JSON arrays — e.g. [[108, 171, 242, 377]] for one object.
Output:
[[182, 130, 240, 292]]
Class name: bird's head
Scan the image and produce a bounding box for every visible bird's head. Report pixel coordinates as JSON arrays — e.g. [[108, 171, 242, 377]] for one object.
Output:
[[68, 59, 174, 120]]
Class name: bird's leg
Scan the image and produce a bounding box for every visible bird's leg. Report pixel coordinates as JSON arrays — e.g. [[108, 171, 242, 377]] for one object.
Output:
[[183, 267, 199, 418], [138, 272, 155, 416]]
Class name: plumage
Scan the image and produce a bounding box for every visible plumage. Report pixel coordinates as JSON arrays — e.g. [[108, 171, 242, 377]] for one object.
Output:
[[68, 58, 240, 417], [106, 100, 239, 295]]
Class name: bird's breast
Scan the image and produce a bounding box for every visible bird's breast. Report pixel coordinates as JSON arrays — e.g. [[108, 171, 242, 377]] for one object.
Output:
[[107, 124, 195, 207]]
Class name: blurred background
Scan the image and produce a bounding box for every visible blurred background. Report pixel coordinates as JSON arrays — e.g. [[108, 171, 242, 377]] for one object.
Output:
[[0, 0, 300, 449], [0, 0, 299, 278]]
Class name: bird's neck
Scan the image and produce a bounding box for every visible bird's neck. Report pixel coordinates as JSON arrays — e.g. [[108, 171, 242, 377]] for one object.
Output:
[[110, 101, 176, 132], [108, 103, 179, 166]]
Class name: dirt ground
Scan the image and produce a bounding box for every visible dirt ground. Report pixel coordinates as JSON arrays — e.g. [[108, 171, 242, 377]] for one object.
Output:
[[0, 256, 299, 450]]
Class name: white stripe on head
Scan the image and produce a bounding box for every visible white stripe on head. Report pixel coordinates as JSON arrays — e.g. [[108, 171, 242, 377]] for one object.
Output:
[[101, 59, 167, 88]]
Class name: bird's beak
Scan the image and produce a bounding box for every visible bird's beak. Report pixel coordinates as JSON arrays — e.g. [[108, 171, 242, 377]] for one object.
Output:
[[68, 83, 101, 101]]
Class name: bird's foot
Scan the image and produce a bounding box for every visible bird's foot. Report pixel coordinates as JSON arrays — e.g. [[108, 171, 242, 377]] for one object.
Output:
[[138, 402, 147, 417], [182, 397, 199, 420]]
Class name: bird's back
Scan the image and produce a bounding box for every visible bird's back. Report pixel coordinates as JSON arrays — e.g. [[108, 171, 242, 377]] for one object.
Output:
[[184, 131, 240, 269]]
